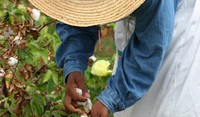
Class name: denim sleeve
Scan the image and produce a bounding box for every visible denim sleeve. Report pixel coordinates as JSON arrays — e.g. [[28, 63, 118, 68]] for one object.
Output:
[[55, 22, 99, 82], [97, 0, 178, 113]]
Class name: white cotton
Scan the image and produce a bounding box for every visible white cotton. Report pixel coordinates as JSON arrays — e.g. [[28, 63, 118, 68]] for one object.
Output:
[[77, 101, 87, 106], [76, 88, 93, 110], [13, 34, 22, 45], [76, 88, 87, 106], [14, 35, 20, 41], [0, 69, 5, 78], [86, 98, 92, 110], [76, 88, 83, 95], [89, 55, 97, 62], [32, 8, 40, 21], [8, 57, 18, 66], [15, 40, 21, 45]]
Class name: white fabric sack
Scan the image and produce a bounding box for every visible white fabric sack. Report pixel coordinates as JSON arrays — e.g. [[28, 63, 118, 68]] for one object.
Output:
[[113, 0, 200, 116]]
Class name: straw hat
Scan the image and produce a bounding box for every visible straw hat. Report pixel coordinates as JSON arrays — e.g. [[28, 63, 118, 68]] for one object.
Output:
[[28, 0, 144, 27]]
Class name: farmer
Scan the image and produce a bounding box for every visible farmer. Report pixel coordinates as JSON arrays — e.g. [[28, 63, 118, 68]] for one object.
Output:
[[29, 0, 200, 117]]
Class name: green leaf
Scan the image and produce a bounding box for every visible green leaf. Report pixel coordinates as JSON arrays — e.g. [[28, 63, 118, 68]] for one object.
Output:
[[52, 71, 58, 84], [42, 111, 51, 117], [2, 12, 10, 23], [14, 8, 25, 16], [70, 113, 80, 117], [84, 69, 91, 81], [47, 61, 57, 68], [47, 79, 56, 95], [31, 94, 46, 116], [51, 35, 61, 53], [24, 104, 33, 117], [48, 94, 57, 101], [43, 70, 53, 83], [0, 109, 7, 116], [52, 111, 67, 117], [8, 107, 17, 117], [4, 99, 9, 109], [108, 23, 116, 30], [28, 42, 49, 64]]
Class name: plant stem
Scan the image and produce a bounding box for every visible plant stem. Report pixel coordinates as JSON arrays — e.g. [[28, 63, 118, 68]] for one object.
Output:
[[38, 19, 57, 32]]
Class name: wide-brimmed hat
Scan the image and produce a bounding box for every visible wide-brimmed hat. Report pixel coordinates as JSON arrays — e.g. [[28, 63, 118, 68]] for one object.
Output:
[[28, 0, 144, 27]]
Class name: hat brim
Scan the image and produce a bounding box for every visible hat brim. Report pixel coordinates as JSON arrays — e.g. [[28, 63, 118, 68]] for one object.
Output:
[[29, 0, 144, 27]]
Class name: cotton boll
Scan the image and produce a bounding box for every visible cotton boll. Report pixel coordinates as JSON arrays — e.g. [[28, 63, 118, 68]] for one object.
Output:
[[14, 40, 21, 45], [76, 88, 87, 106], [76, 88, 84, 105], [83, 98, 92, 114], [76, 88, 83, 96], [13, 34, 22, 45], [77, 101, 87, 106], [8, 57, 18, 66], [0, 69, 6, 78], [32, 8, 40, 21], [89, 55, 97, 62], [86, 98, 92, 110], [76, 88, 93, 110]]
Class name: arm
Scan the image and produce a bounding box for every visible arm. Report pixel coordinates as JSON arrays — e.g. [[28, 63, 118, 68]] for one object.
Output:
[[96, 0, 178, 113], [56, 22, 99, 82], [55, 22, 99, 114]]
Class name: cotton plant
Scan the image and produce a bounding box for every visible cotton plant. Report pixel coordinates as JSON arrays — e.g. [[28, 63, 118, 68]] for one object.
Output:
[[0, 1, 64, 116]]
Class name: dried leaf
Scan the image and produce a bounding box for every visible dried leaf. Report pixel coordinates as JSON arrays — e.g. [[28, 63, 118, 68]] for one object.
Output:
[[8, 84, 14, 93], [23, 93, 30, 100], [15, 82, 24, 88]]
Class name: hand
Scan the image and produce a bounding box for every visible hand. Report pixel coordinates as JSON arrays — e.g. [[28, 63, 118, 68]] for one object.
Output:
[[64, 72, 90, 114], [91, 100, 109, 117]]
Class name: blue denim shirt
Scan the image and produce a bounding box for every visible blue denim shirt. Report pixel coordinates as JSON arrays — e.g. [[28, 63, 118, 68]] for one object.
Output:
[[56, 0, 178, 113]]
